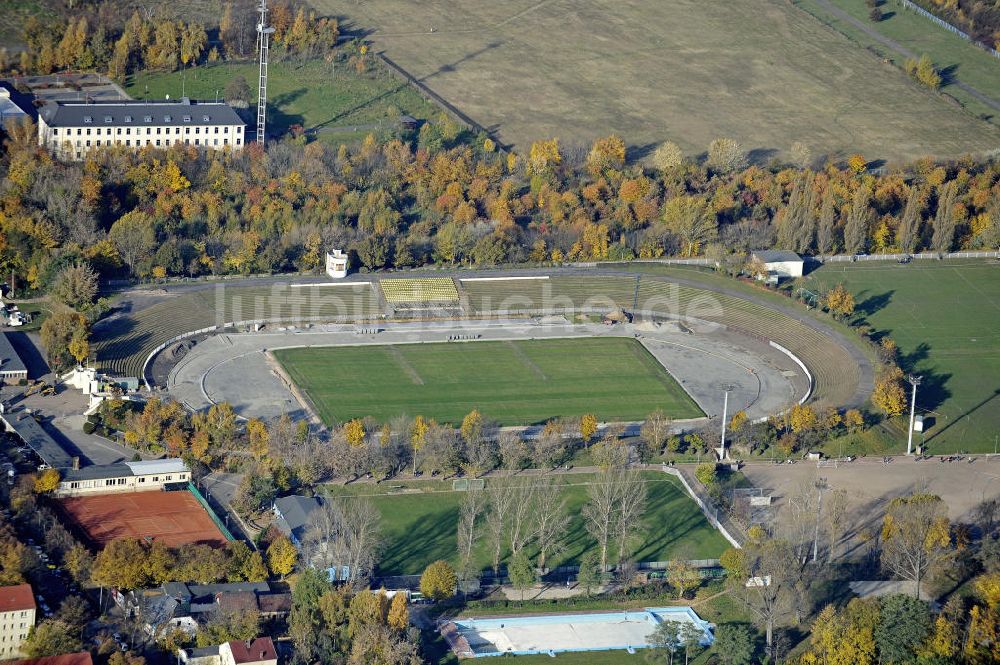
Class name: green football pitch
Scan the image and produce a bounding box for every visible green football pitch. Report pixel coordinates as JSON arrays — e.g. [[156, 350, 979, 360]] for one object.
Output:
[[324, 472, 729, 576], [274, 337, 703, 426], [804, 261, 1000, 453]]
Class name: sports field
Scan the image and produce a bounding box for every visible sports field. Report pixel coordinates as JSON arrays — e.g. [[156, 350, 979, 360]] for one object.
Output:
[[803, 261, 1000, 453], [324, 472, 729, 576], [274, 338, 703, 426], [57, 490, 228, 548], [321, 0, 1000, 160]]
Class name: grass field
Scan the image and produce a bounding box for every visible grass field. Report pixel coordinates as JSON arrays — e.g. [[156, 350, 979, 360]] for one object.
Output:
[[796, 0, 1000, 123], [125, 58, 438, 140], [274, 337, 703, 426], [803, 261, 1000, 453], [321, 0, 1000, 161], [324, 472, 729, 576]]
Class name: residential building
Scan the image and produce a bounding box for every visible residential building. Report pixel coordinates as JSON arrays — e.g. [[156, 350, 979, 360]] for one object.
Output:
[[0, 333, 28, 384], [0, 584, 36, 658], [55, 458, 190, 496], [272, 495, 324, 548], [0, 85, 30, 133], [116, 582, 289, 638], [180, 638, 277, 665], [220, 638, 277, 665], [38, 98, 245, 161], [7, 653, 93, 665], [751, 250, 805, 279]]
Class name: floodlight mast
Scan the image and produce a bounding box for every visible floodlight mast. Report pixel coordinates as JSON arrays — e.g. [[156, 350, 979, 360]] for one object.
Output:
[[256, 0, 276, 146], [906, 375, 922, 455]]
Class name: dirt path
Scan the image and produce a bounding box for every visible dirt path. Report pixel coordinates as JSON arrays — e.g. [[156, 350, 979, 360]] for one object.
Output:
[[806, 0, 1000, 112]]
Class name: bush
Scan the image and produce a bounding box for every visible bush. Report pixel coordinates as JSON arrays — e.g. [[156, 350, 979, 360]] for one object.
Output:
[[82, 421, 97, 435], [695, 462, 718, 486], [870, 7, 883, 21]]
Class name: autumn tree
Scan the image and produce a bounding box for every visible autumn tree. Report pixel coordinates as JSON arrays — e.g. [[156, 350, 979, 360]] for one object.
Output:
[[386, 592, 408, 631], [880, 494, 952, 599], [662, 196, 718, 256], [22, 620, 82, 658], [652, 141, 684, 170], [33, 469, 60, 493], [707, 138, 748, 174], [844, 184, 873, 254], [667, 559, 700, 599], [872, 366, 907, 417], [580, 413, 598, 445], [419, 560, 457, 601], [641, 409, 672, 454], [822, 284, 855, 318], [267, 535, 297, 579]]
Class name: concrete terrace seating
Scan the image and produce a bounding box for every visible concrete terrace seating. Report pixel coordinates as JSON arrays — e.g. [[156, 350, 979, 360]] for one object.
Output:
[[94, 284, 380, 379]]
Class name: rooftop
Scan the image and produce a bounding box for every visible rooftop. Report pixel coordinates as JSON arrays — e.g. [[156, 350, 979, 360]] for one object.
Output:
[[752, 250, 802, 263], [0, 583, 36, 613], [0, 411, 75, 469], [226, 637, 277, 664], [61, 457, 189, 482], [0, 333, 27, 374], [125, 458, 188, 475], [39, 98, 245, 129], [273, 495, 323, 543]]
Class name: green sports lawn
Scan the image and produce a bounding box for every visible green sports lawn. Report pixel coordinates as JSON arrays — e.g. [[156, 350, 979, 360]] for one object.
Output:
[[803, 261, 1000, 453], [324, 472, 729, 576], [274, 337, 703, 426]]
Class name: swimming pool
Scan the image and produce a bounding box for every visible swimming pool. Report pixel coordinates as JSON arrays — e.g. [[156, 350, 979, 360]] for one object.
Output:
[[442, 606, 714, 657]]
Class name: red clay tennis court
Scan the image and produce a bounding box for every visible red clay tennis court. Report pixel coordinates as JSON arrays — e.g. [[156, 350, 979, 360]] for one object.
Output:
[[58, 490, 227, 548]]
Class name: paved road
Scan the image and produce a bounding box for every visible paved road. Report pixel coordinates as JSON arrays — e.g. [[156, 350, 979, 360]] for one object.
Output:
[[808, 0, 1000, 113]]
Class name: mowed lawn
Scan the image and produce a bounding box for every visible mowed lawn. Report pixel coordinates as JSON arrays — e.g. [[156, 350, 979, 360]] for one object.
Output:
[[125, 58, 437, 137], [274, 338, 703, 426], [803, 261, 1000, 452], [324, 472, 729, 576], [317, 0, 1000, 161]]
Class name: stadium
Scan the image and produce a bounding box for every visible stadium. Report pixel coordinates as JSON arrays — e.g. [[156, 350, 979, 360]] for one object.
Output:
[[93, 268, 873, 429]]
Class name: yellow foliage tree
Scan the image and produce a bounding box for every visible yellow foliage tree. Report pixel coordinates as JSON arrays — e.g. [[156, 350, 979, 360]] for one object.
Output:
[[789, 404, 817, 433], [344, 419, 366, 447], [580, 413, 598, 444], [844, 409, 865, 432], [527, 138, 561, 177], [266, 536, 297, 579], [872, 366, 907, 417], [847, 154, 868, 174], [410, 416, 430, 474], [822, 284, 856, 318], [976, 571, 1000, 609], [246, 419, 269, 460], [419, 560, 457, 601], [586, 135, 626, 177], [33, 469, 60, 493], [386, 592, 409, 631], [729, 410, 748, 432]]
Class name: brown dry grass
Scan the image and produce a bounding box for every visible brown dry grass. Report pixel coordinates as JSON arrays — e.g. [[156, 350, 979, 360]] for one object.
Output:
[[320, 0, 1000, 162]]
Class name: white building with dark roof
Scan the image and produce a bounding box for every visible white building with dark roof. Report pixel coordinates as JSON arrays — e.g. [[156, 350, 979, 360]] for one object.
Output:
[[55, 458, 190, 496], [37, 98, 245, 160]]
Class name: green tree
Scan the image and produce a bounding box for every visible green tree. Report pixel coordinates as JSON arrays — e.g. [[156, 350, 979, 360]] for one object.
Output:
[[576, 550, 602, 595], [875, 594, 932, 664], [647, 620, 682, 665], [508, 551, 537, 602], [695, 462, 717, 487], [22, 620, 82, 658], [419, 560, 457, 601], [713, 624, 755, 665], [91, 538, 149, 590]]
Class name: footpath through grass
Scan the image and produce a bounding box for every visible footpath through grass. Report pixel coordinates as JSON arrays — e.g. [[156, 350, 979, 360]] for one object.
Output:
[[125, 58, 438, 139], [323, 472, 728, 576], [795, 0, 1000, 123], [275, 337, 703, 426], [803, 261, 1000, 453]]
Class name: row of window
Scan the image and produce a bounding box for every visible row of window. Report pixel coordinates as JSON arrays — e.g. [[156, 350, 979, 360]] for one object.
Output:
[[66, 472, 187, 489], [0, 612, 30, 618], [64, 137, 240, 154], [0, 624, 29, 629], [52, 125, 242, 137], [0, 634, 28, 642], [83, 114, 213, 124]]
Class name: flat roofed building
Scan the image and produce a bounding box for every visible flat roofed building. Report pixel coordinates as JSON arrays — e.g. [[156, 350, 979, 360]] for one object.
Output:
[[0, 584, 36, 659], [56, 458, 190, 496], [38, 98, 245, 161], [751, 250, 804, 278], [8, 653, 94, 665], [0, 333, 28, 384]]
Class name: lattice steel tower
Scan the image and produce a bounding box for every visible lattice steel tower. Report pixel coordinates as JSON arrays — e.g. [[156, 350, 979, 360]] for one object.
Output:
[[255, 0, 275, 145]]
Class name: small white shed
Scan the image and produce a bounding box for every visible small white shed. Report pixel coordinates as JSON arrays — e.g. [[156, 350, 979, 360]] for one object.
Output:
[[752, 250, 804, 278]]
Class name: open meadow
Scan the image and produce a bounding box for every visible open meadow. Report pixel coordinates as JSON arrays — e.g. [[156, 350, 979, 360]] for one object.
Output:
[[125, 58, 438, 140], [803, 261, 1000, 453], [324, 472, 729, 576], [274, 337, 703, 426], [321, 0, 1000, 161]]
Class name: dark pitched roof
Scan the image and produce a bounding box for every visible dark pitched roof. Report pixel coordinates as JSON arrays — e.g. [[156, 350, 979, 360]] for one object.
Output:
[[1, 410, 74, 468], [0, 333, 27, 374], [61, 463, 132, 482], [8, 653, 94, 665], [256, 593, 291, 615], [273, 495, 323, 542], [39, 99, 245, 128], [215, 591, 257, 615], [226, 637, 277, 664], [0, 584, 36, 612], [752, 250, 802, 263]]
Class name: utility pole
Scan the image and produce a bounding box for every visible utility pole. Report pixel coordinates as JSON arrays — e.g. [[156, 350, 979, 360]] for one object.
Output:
[[811, 477, 828, 563], [717, 384, 735, 460], [255, 0, 275, 145], [906, 375, 922, 455]]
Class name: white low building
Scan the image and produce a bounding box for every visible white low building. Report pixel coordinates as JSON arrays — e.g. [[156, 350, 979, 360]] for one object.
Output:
[[751, 250, 804, 279], [38, 98, 245, 161], [326, 249, 348, 278], [55, 458, 190, 496]]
